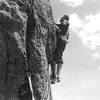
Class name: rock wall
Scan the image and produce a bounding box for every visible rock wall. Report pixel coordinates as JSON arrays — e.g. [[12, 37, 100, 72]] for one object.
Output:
[[0, 0, 56, 100]]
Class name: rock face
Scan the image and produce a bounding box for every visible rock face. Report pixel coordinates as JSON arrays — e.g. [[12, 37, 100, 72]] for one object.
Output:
[[0, 0, 56, 100]]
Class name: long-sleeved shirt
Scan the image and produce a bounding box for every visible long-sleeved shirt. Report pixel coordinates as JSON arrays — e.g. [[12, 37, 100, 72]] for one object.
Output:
[[55, 23, 69, 40]]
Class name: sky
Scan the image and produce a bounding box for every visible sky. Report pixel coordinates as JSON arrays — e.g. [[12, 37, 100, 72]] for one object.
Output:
[[50, 0, 100, 100]]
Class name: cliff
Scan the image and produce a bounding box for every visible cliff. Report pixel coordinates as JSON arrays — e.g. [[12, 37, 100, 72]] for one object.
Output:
[[0, 0, 56, 100]]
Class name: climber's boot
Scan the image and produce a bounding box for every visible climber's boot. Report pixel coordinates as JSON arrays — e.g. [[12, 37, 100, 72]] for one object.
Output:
[[50, 74, 57, 84]]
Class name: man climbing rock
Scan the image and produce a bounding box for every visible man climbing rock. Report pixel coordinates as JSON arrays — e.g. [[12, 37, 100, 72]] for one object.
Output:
[[50, 15, 70, 84]]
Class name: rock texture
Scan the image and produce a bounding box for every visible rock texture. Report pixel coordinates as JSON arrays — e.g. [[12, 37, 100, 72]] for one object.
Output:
[[0, 0, 56, 100]]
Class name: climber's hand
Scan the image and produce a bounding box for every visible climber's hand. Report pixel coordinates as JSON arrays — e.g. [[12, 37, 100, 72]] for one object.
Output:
[[61, 36, 67, 41], [61, 36, 69, 44], [66, 39, 69, 44]]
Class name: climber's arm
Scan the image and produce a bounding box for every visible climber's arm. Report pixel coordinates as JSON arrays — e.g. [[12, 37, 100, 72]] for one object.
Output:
[[61, 29, 70, 44], [66, 30, 70, 40]]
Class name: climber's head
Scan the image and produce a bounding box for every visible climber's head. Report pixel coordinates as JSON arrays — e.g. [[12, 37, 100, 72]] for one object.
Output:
[[60, 15, 69, 25]]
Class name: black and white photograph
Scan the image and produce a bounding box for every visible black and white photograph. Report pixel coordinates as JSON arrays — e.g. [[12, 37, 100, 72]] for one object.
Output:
[[0, 0, 100, 100]]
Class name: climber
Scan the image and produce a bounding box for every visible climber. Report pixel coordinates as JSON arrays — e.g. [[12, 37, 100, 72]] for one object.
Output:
[[50, 15, 70, 84]]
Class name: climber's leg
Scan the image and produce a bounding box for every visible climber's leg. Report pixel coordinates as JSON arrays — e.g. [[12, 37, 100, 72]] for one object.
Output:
[[50, 61, 57, 84], [50, 61, 56, 78], [56, 63, 63, 82], [55, 48, 63, 82]]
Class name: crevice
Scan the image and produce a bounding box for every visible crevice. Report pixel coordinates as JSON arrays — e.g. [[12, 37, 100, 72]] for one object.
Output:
[[4, 32, 10, 85], [26, 13, 36, 69]]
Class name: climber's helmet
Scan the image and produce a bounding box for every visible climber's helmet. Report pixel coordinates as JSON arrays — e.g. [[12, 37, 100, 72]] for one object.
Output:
[[60, 15, 69, 25]]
